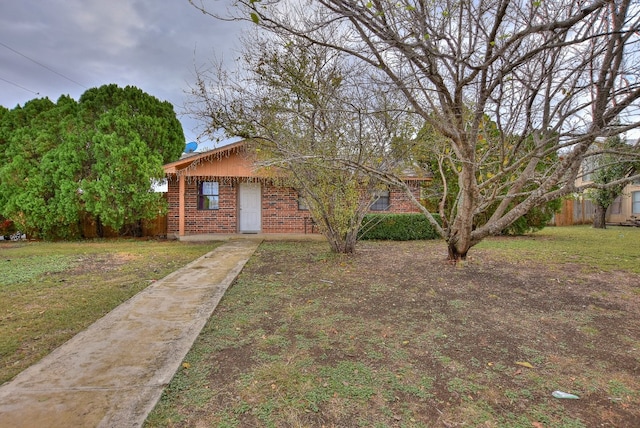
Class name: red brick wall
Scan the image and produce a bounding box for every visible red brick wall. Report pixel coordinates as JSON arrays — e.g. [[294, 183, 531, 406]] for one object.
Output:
[[167, 179, 239, 235], [166, 178, 423, 235], [183, 180, 237, 234], [166, 179, 180, 234], [387, 185, 422, 213], [261, 184, 313, 233]]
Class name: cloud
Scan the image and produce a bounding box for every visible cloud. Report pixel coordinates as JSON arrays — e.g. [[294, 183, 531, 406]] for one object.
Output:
[[65, 0, 145, 55], [0, 0, 247, 145]]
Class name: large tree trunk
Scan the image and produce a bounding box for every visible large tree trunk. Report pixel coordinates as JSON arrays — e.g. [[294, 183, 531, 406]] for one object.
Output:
[[325, 230, 357, 253], [446, 158, 477, 262], [592, 204, 608, 229], [447, 241, 469, 262], [96, 216, 104, 238], [319, 217, 359, 254], [446, 225, 474, 262]]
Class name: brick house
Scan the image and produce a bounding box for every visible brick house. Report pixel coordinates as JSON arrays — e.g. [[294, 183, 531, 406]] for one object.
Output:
[[163, 140, 427, 238]]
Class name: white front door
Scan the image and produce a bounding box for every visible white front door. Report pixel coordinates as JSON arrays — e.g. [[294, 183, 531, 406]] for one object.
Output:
[[239, 182, 261, 233]]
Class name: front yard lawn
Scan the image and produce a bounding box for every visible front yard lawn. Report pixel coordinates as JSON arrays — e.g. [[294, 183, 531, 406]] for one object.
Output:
[[146, 226, 640, 427], [0, 239, 220, 385]]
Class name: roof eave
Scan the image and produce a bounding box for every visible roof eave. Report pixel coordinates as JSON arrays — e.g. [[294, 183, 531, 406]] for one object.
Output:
[[163, 140, 248, 173]]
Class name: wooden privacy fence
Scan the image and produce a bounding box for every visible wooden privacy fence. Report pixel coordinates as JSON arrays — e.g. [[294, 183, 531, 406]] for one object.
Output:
[[141, 215, 168, 237], [551, 198, 595, 226]]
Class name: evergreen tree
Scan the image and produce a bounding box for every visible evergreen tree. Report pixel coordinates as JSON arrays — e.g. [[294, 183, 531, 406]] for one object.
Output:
[[0, 85, 184, 239]]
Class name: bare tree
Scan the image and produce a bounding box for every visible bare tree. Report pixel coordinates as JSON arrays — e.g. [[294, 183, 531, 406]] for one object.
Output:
[[191, 0, 640, 260], [187, 30, 418, 252]]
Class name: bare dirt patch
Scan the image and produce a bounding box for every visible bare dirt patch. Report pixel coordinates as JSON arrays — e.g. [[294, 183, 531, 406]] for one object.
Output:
[[148, 239, 640, 427]]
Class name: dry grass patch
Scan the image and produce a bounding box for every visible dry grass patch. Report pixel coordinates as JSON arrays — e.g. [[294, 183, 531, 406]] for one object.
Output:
[[145, 227, 640, 427], [0, 239, 221, 384]]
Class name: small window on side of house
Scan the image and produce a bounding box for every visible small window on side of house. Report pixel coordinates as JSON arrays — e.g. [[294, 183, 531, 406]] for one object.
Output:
[[581, 157, 597, 182], [610, 196, 622, 215], [632, 191, 640, 215], [370, 189, 390, 211], [298, 194, 309, 211], [198, 181, 219, 210]]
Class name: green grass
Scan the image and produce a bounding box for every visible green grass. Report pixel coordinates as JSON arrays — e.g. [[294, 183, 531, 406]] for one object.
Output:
[[2, 254, 74, 285], [0, 239, 221, 384], [477, 225, 640, 273], [146, 227, 640, 427], [3, 227, 637, 426]]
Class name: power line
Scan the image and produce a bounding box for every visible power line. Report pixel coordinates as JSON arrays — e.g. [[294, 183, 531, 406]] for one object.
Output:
[[0, 75, 39, 96], [0, 41, 87, 89]]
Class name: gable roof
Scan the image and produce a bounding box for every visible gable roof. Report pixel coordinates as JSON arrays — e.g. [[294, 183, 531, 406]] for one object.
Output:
[[163, 140, 260, 179], [163, 139, 431, 182], [164, 140, 245, 171]]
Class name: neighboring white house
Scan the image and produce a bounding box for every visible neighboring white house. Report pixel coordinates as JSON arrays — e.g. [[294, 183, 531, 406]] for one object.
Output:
[[553, 145, 639, 227], [575, 153, 640, 225], [605, 180, 640, 224]]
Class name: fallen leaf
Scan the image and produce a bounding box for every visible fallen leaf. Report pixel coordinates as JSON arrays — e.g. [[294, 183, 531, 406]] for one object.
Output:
[[515, 361, 535, 368], [182, 362, 191, 369]]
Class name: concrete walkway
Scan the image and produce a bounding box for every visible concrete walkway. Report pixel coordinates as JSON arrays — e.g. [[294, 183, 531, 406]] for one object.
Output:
[[0, 239, 262, 428], [175, 232, 326, 242]]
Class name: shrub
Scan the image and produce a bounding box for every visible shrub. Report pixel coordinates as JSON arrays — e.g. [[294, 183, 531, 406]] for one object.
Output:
[[497, 199, 561, 236], [358, 213, 440, 241]]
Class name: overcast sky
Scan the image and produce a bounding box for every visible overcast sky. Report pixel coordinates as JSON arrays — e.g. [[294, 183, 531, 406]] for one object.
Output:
[[0, 0, 246, 150]]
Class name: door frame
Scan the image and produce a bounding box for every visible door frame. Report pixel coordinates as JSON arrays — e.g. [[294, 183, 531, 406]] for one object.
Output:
[[238, 181, 262, 233]]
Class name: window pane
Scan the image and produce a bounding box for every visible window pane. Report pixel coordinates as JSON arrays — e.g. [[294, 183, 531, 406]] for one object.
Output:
[[582, 157, 596, 182], [611, 196, 622, 215], [298, 195, 309, 210], [633, 192, 640, 215], [199, 195, 219, 210], [370, 190, 390, 211], [201, 182, 218, 195], [198, 181, 219, 210]]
